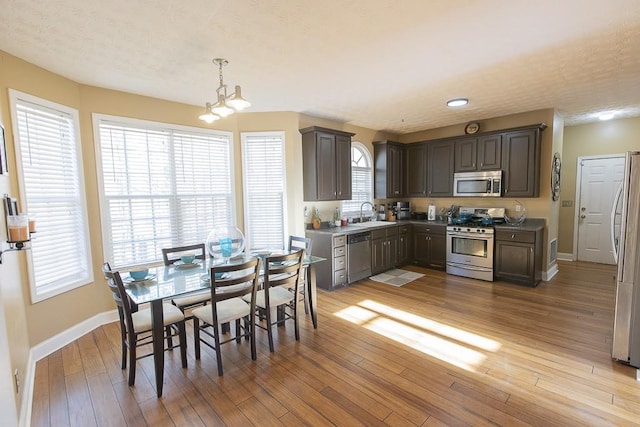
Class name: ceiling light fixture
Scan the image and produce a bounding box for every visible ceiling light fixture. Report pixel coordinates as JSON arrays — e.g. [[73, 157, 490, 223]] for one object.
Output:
[[599, 112, 614, 121], [199, 58, 250, 123], [447, 98, 469, 107]]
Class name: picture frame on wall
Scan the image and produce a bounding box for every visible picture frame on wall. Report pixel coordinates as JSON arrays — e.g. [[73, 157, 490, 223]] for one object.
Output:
[[0, 124, 7, 175]]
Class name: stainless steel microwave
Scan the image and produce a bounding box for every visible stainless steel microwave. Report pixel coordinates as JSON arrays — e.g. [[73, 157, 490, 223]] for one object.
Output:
[[453, 171, 502, 197]]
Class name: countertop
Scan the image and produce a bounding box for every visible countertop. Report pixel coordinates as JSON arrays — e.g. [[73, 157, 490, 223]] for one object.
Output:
[[305, 218, 545, 235], [305, 219, 447, 235], [493, 218, 545, 231]]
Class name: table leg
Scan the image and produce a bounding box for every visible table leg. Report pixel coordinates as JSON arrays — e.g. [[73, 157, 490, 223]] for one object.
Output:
[[307, 264, 318, 329], [150, 300, 165, 397]]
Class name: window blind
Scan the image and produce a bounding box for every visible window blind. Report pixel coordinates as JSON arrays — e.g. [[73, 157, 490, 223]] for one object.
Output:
[[97, 118, 234, 268], [341, 143, 373, 216], [241, 132, 286, 251], [12, 94, 93, 302]]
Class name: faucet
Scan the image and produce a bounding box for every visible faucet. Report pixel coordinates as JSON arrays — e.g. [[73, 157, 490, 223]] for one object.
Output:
[[360, 201, 375, 222]]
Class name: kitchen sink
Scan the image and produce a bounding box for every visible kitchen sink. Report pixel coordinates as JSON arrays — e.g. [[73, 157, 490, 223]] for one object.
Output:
[[351, 221, 396, 228]]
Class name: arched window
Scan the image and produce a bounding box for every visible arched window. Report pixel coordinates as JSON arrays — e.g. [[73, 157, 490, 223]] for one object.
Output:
[[341, 142, 373, 217]]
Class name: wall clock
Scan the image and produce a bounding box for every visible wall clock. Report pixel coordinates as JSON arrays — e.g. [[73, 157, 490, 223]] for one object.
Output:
[[551, 152, 561, 201], [464, 121, 480, 134]]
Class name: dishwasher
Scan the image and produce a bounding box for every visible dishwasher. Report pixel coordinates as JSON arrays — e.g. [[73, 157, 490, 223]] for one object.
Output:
[[347, 231, 372, 283]]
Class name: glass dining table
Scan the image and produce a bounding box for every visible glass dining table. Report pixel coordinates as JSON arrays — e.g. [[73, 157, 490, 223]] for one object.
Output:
[[121, 252, 326, 397]]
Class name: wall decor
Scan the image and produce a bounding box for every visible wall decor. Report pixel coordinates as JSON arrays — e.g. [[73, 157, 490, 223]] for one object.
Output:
[[0, 125, 7, 175], [551, 152, 561, 201]]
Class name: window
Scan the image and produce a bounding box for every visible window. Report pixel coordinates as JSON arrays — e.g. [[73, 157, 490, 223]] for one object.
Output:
[[95, 115, 234, 268], [341, 142, 373, 216], [241, 132, 286, 251], [9, 90, 93, 303]]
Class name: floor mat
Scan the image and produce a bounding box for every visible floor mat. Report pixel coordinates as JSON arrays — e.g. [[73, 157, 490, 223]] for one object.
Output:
[[369, 269, 425, 287]]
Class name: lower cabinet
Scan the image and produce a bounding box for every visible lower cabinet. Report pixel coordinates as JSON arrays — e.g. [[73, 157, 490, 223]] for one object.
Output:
[[305, 231, 347, 290], [412, 224, 446, 270], [397, 224, 412, 266], [371, 227, 398, 275], [494, 228, 542, 286]]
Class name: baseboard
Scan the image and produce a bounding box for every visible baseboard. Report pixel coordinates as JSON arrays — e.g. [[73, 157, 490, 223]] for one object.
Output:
[[543, 263, 559, 282], [20, 309, 119, 427], [557, 252, 575, 261]]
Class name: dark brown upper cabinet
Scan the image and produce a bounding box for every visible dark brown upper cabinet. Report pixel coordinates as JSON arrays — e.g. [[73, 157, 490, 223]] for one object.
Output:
[[373, 140, 405, 198], [300, 126, 355, 201], [427, 141, 454, 197], [502, 128, 541, 197], [405, 143, 428, 197], [454, 135, 502, 172]]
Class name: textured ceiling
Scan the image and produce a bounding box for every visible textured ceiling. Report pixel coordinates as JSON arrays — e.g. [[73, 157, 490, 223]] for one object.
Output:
[[2, 0, 640, 134]]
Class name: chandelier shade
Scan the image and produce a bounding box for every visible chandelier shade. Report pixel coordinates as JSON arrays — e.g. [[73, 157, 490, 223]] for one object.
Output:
[[199, 58, 250, 122]]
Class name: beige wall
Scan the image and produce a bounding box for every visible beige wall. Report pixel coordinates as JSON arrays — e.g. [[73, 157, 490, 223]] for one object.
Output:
[[558, 116, 640, 254]]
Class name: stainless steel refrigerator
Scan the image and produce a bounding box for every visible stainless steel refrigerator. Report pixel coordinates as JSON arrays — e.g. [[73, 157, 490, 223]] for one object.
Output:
[[612, 151, 640, 367]]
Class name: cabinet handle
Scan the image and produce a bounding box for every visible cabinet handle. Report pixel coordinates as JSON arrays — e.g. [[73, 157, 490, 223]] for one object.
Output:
[[480, 162, 484, 167], [531, 247, 533, 253], [511, 234, 515, 239], [473, 163, 476, 168]]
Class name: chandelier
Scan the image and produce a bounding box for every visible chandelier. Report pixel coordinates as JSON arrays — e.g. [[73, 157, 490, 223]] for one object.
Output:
[[199, 58, 251, 123]]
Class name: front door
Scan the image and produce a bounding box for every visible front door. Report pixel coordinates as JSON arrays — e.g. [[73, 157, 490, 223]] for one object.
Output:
[[577, 156, 626, 264]]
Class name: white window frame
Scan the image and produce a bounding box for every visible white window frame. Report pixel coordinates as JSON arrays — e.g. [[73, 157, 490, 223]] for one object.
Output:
[[9, 89, 93, 303], [93, 114, 236, 268], [341, 141, 373, 217], [241, 131, 288, 251]]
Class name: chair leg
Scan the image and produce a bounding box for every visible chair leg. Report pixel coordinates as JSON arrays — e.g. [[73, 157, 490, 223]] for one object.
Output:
[[248, 314, 257, 361], [243, 318, 250, 340], [213, 324, 224, 376], [303, 288, 309, 314], [235, 320, 242, 343], [166, 326, 173, 349], [293, 301, 300, 341], [264, 304, 275, 353], [193, 318, 201, 360], [178, 321, 187, 368], [128, 334, 137, 386]]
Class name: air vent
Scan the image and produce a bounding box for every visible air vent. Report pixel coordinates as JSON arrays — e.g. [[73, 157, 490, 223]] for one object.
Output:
[[549, 238, 558, 264]]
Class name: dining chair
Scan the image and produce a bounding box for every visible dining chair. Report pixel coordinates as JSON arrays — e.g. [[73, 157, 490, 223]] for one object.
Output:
[[289, 235, 313, 314], [102, 263, 187, 386], [243, 250, 304, 353], [163, 243, 211, 317], [192, 258, 261, 376]]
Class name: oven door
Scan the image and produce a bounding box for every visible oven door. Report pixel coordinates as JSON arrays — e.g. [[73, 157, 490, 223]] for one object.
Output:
[[446, 232, 494, 269]]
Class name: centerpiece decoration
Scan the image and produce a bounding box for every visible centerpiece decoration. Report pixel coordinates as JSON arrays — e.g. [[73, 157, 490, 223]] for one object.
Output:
[[205, 226, 245, 263]]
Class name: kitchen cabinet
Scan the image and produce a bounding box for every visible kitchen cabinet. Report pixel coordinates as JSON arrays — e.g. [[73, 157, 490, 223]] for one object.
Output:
[[304, 231, 347, 290], [397, 224, 412, 266], [502, 128, 541, 197], [412, 223, 446, 270], [300, 126, 355, 201], [427, 141, 454, 197], [405, 143, 428, 197], [371, 226, 398, 275], [494, 227, 543, 286], [454, 135, 502, 172], [374, 140, 405, 198]]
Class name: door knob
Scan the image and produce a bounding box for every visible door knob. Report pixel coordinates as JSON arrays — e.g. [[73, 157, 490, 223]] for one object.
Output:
[[581, 207, 586, 211], [580, 214, 586, 219]]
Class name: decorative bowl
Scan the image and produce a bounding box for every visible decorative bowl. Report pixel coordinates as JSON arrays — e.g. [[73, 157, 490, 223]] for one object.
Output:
[[180, 254, 196, 264], [129, 269, 149, 280]]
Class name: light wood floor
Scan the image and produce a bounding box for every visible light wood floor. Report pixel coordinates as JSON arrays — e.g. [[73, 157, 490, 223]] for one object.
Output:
[[31, 261, 640, 426]]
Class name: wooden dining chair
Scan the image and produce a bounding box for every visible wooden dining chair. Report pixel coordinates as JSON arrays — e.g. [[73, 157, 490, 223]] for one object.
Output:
[[289, 235, 313, 314], [243, 250, 304, 353], [192, 258, 261, 376], [163, 243, 212, 317], [102, 263, 187, 386]]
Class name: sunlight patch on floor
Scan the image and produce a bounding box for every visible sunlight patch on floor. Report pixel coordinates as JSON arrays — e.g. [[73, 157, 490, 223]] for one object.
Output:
[[359, 300, 502, 352], [333, 299, 502, 371]]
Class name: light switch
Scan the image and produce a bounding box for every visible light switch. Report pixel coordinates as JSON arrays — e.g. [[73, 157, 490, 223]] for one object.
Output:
[[561, 200, 573, 207]]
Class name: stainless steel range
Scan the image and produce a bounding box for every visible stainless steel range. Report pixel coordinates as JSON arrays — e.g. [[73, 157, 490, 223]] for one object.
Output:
[[446, 207, 505, 281]]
